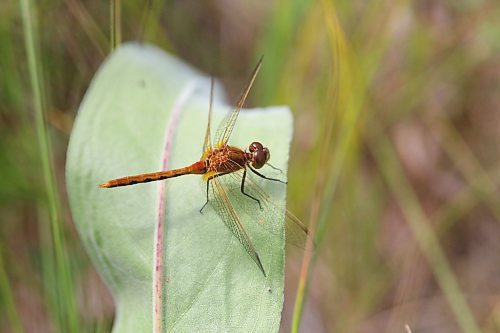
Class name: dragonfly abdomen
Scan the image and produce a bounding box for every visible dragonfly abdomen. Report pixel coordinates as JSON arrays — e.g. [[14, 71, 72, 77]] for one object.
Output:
[[100, 161, 206, 188]]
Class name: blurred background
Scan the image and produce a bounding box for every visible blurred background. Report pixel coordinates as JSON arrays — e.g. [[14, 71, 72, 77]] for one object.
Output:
[[2, 0, 500, 332]]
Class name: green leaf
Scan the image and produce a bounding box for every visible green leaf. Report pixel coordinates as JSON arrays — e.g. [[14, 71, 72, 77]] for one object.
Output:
[[66, 43, 293, 332]]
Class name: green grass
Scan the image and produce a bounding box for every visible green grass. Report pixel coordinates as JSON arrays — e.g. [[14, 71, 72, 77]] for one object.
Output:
[[2, 0, 500, 331], [19, 0, 79, 331]]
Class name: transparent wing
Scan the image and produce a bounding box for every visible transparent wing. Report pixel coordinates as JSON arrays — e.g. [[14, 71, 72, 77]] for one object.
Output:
[[219, 159, 308, 249], [209, 175, 267, 276], [201, 77, 215, 157], [214, 56, 263, 146]]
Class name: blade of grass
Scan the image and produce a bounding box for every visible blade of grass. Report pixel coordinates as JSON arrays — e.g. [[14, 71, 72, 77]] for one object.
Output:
[[19, 0, 79, 331], [291, 0, 357, 330], [291, 1, 448, 329], [313, 0, 395, 247], [110, 0, 121, 51], [368, 123, 481, 333]]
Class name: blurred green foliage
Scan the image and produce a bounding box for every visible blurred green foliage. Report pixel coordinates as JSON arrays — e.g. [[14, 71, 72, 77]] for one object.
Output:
[[2, 0, 500, 332]]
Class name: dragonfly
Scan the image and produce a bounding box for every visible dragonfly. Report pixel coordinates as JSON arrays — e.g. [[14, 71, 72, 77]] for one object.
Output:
[[100, 57, 308, 276]]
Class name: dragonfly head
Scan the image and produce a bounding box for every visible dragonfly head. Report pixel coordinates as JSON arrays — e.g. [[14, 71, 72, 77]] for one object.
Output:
[[248, 141, 270, 169]]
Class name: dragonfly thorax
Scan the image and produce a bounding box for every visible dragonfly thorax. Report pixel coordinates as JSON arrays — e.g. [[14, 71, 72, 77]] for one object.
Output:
[[247, 141, 270, 169]]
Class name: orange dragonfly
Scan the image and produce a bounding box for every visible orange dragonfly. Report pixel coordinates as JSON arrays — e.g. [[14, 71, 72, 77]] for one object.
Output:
[[100, 58, 307, 276]]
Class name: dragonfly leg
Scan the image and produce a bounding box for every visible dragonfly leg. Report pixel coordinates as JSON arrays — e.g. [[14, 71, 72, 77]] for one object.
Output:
[[266, 162, 283, 173], [199, 179, 210, 213], [200, 173, 231, 213], [241, 168, 263, 210], [249, 166, 287, 184]]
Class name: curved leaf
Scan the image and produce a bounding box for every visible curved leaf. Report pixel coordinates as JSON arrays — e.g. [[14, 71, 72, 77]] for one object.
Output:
[[66, 43, 293, 332]]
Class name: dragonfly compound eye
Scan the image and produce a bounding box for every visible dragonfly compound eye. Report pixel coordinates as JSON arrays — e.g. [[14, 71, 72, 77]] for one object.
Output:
[[249, 142, 263, 153], [252, 147, 270, 169]]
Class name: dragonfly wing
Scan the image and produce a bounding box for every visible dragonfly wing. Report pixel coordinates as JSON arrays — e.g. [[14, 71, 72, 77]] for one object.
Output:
[[248, 176, 308, 249], [214, 57, 263, 146], [223, 166, 308, 249], [201, 77, 215, 157], [209, 175, 266, 276], [284, 209, 309, 250]]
